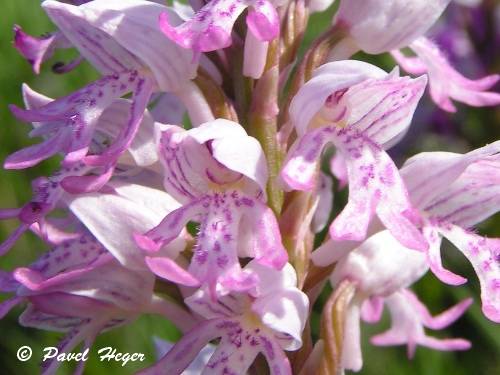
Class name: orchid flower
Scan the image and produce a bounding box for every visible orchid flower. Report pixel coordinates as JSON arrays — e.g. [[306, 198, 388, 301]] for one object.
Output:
[[281, 60, 428, 250], [8, 0, 199, 181], [158, 0, 284, 79], [314, 142, 500, 323], [0, 177, 195, 374], [0, 84, 159, 255], [0, 162, 91, 256], [391, 37, 500, 112], [135, 119, 288, 296], [328, 1, 500, 112], [400, 142, 500, 322], [0, 232, 193, 375], [140, 262, 309, 375], [326, 230, 471, 372], [158, 0, 282, 55]]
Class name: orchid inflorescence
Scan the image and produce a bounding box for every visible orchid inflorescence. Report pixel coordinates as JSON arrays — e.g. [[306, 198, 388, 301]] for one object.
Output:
[[1, 0, 499, 374]]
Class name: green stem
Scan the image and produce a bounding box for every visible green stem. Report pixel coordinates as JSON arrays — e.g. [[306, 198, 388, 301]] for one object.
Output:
[[248, 40, 283, 215]]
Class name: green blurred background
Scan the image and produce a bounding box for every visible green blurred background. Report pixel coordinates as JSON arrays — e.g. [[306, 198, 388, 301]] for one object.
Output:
[[0, 1, 499, 374]]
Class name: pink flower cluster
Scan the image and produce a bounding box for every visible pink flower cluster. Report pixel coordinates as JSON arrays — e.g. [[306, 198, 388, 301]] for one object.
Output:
[[2, 0, 499, 374]]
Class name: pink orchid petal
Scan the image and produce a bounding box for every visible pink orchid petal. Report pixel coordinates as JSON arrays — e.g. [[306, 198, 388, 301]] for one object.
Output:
[[440, 225, 500, 323], [42, 0, 143, 75], [149, 92, 185, 124], [218, 267, 259, 295], [243, 31, 269, 79], [390, 50, 428, 75], [136, 198, 205, 252], [157, 120, 265, 199], [84, 77, 154, 167], [242, 199, 288, 270], [159, 0, 278, 54], [331, 231, 428, 296], [4, 130, 69, 169], [423, 157, 500, 228], [371, 290, 470, 357], [11, 71, 145, 166], [61, 165, 115, 194], [13, 233, 110, 289], [205, 335, 261, 374], [246, 2, 280, 41], [145, 256, 200, 287], [96, 99, 158, 167], [312, 172, 334, 233], [185, 289, 237, 319], [335, 0, 450, 53], [330, 152, 348, 189], [330, 130, 426, 250], [153, 338, 215, 373], [19, 304, 85, 332], [138, 319, 222, 375], [0, 224, 30, 256], [39, 323, 101, 375], [423, 225, 467, 285], [311, 238, 361, 267], [407, 37, 500, 112], [29, 292, 113, 318], [0, 208, 21, 220], [246, 261, 298, 295], [0, 271, 20, 292], [13, 26, 60, 74], [403, 289, 472, 330], [0, 297, 23, 319], [14, 253, 113, 293], [22, 83, 52, 114], [402, 141, 500, 209], [416, 336, 471, 352], [77, 0, 197, 90], [252, 288, 309, 351], [186, 195, 250, 295], [340, 73, 427, 146], [280, 127, 333, 191], [361, 296, 384, 324], [156, 125, 215, 201], [289, 60, 387, 136], [210, 133, 268, 198], [0, 165, 92, 254], [258, 335, 293, 375], [29, 218, 82, 245]]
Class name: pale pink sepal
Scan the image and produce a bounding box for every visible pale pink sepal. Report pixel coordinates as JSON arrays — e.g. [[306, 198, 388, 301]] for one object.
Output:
[[334, 0, 451, 54], [67, 182, 184, 270]]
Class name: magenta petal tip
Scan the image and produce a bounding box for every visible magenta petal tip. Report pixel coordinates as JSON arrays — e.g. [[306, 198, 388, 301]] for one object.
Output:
[[133, 233, 162, 253]]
